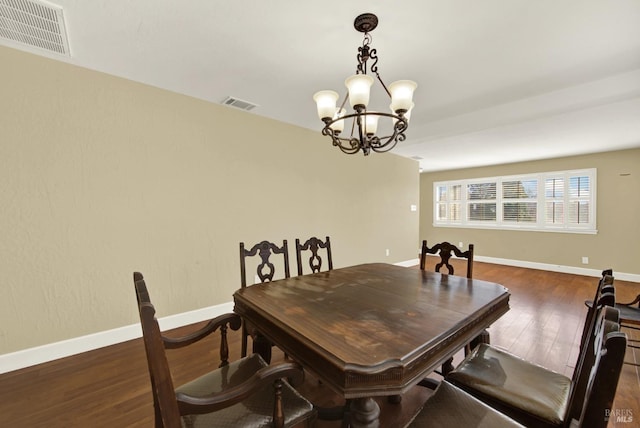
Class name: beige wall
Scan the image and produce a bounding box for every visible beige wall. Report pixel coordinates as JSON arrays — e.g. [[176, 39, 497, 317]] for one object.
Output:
[[420, 148, 640, 275], [0, 46, 420, 354]]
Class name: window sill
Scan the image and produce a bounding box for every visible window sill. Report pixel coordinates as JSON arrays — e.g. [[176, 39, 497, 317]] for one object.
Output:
[[433, 223, 598, 235]]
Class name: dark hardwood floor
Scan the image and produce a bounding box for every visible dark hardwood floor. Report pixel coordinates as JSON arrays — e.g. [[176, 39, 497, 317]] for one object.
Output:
[[1, 261, 638, 427]]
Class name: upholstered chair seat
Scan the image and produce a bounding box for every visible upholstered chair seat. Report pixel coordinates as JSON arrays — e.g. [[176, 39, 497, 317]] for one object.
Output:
[[407, 381, 524, 427], [447, 344, 571, 426], [177, 353, 315, 428]]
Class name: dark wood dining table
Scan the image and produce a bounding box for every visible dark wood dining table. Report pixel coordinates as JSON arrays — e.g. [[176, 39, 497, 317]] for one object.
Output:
[[233, 263, 510, 427]]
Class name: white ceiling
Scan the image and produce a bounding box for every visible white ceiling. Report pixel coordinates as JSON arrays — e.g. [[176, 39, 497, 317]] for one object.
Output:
[[3, 0, 640, 172]]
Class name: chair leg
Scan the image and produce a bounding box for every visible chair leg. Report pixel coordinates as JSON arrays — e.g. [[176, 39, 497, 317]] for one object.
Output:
[[241, 324, 248, 358], [467, 329, 491, 355], [252, 334, 272, 364], [438, 329, 491, 376], [441, 357, 455, 375]]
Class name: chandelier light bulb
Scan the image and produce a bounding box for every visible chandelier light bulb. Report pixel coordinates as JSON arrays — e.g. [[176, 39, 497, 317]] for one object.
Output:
[[345, 74, 374, 109], [313, 90, 340, 121], [389, 80, 418, 113], [365, 114, 379, 136]]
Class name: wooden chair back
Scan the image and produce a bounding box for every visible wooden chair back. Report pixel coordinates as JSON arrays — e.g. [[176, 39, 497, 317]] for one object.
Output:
[[570, 302, 618, 421], [420, 240, 474, 278], [135, 274, 183, 428], [239, 240, 290, 359], [295, 236, 333, 275], [589, 269, 640, 371], [420, 240, 477, 373], [577, 309, 627, 427], [240, 240, 290, 287], [579, 271, 614, 353], [566, 272, 616, 421]]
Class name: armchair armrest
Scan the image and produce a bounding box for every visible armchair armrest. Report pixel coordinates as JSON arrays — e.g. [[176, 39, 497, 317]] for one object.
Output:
[[162, 313, 242, 367], [162, 313, 242, 349], [619, 294, 640, 307]]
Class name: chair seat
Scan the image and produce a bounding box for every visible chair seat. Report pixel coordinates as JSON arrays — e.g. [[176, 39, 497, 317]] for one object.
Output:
[[613, 305, 640, 326], [176, 354, 315, 428], [447, 344, 571, 427], [406, 381, 524, 427]]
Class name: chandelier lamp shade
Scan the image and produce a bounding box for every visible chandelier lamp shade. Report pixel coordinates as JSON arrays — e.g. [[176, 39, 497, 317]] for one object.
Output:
[[313, 13, 417, 156]]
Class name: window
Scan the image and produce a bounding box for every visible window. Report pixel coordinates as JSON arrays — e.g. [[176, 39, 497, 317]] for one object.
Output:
[[433, 169, 596, 233], [468, 182, 496, 221], [503, 179, 537, 223], [569, 176, 591, 225], [435, 184, 461, 222], [545, 177, 564, 224]]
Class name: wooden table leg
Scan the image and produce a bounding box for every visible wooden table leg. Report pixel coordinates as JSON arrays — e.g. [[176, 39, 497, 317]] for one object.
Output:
[[349, 397, 380, 428], [252, 334, 272, 364]]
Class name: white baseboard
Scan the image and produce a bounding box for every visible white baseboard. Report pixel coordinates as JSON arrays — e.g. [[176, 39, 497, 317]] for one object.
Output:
[[0, 301, 234, 375], [474, 256, 640, 283], [2, 258, 637, 375], [414, 253, 640, 282], [394, 259, 420, 267]]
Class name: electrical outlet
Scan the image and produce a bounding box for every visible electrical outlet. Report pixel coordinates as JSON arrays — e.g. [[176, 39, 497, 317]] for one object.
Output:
[[410, 204, 417, 212], [581, 257, 589, 265], [459, 242, 464, 248], [385, 249, 390, 257]]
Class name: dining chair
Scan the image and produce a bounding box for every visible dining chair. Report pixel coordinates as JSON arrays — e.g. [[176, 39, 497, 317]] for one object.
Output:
[[446, 271, 615, 425], [614, 295, 640, 365], [420, 240, 474, 278], [446, 289, 624, 428], [239, 240, 290, 361], [411, 309, 626, 428], [569, 273, 616, 417], [420, 239, 478, 374], [134, 272, 316, 428], [582, 270, 614, 351], [586, 269, 640, 366], [291, 235, 332, 375], [240, 240, 291, 287], [295, 236, 333, 276]]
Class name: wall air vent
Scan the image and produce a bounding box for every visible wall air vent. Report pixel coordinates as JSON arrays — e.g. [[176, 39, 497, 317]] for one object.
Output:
[[221, 96, 258, 111], [0, 0, 70, 57]]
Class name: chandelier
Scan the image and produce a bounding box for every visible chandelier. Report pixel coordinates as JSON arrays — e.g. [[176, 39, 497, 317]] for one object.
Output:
[[313, 13, 417, 156]]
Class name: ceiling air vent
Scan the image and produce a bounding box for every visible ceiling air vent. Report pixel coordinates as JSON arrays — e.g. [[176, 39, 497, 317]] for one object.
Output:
[[0, 0, 70, 57], [221, 96, 258, 111], [411, 156, 424, 160]]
